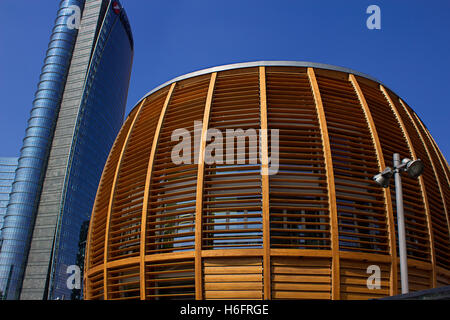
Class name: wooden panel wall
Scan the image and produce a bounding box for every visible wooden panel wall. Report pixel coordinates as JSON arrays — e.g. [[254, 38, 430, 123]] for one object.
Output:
[[203, 257, 263, 300], [271, 256, 332, 299], [340, 259, 390, 299], [146, 259, 195, 300]]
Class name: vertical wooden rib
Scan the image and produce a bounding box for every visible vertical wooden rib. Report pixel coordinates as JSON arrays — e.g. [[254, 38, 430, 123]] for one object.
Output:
[[381, 84, 435, 287], [85, 146, 115, 299], [398, 99, 440, 285], [378, 86, 414, 288], [194, 73, 217, 300], [103, 99, 146, 300], [139, 83, 176, 299], [349, 75, 397, 296], [380, 87, 434, 286], [307, 68, 340, 299], [259, 67, 271, 300], [412, 112, 450, 237]]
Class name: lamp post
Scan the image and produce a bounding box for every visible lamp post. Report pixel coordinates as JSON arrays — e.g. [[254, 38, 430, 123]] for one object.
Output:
[[373, 153, 424, 295]]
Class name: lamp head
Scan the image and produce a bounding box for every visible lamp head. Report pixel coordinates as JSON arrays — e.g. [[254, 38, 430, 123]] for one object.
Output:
[[405, 158, 424, 178], [373, 167, 393, 188]]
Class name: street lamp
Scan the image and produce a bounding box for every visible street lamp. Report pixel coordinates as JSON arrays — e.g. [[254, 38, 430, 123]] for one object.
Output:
[[373, 153, 424, 295]]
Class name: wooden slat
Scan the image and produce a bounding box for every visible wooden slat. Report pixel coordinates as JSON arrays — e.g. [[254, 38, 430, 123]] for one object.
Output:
[[204, 282, 262, 290], [194, 72, 217, 299], [139, 83, 176, 299], [272, 291, 330, 300], [204, 273, 261, 282], [307, 68, 340, 299], [204, 291, 262, 299], [204, 266, 262, 274], [270, 248, 332, 258]]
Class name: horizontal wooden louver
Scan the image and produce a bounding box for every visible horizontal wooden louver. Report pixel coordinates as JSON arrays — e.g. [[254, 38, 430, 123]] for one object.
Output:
[[358, 80, 429, 261], [203, 257, 263, 299], [86, 269, 104, 300], [108, 89, 169, 260], [146, 76, 210, 254], [266, 67, 331, 250], [202, 69, 263, 250], [146, 259, 195, 299], [271, 256, 331, 299], [397, 262, 432, 293], [437, 269, 450, 288], [107, 264, 140, 300], [316, 72, 389, 254], [340, 259, 390, 299]]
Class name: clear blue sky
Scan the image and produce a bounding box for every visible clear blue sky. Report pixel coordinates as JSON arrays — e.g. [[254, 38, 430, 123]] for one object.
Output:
[[1, 0, 449, 161]]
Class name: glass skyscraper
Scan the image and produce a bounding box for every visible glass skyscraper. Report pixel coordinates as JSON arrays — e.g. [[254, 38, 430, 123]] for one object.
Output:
[[0, 158, 18, 247], [0, 0, 133, 300], [0, 157, 18, 300]]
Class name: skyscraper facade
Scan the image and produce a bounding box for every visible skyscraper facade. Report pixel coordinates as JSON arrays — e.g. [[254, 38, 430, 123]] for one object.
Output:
[[0, 158, 18, 247], [0, 157, 18, 300], [0, 0, 133, 300]]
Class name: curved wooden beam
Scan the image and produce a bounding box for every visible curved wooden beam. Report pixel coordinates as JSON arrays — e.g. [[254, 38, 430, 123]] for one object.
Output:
[[139, 83, 176, 300], [103, 99, 146, 300], [349, 75, 397, 296], [412, 112, 450, 238], [259, 66, 271, 300], [380, 86, 432, 289], [381, 90, 436, 287], [307, 68, 340, 299], [425, 129, 450, 176], [194, 72, 217, 300], [398, 98, 442, 286]]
